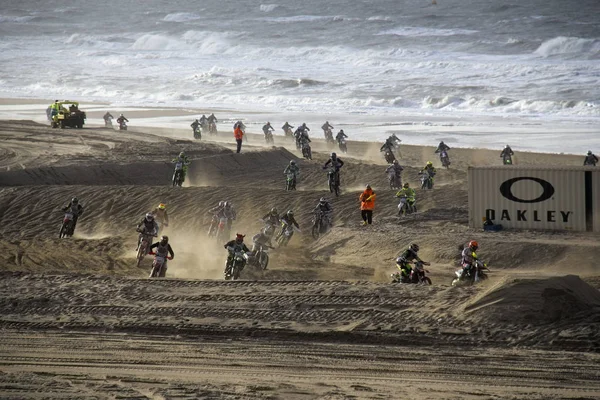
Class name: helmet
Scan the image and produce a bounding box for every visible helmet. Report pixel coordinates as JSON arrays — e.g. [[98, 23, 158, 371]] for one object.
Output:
[[55, 100, 59, 103], [325, 120, 329, 124], [366, 184, 371, 190], [426, 161, 433, 166], [468, 240, 479, 251], [71, 197, 78, 204], [160, 235, 168, 245], [393, 160, 398, 165], [403, 183, 409, 188], [319, 197, 326, 203], [195, 119, 199, 122], [120, 113, 124, 117], [218, 201, 225, 207], [505, 144, 509, 148], [440, 141, 444, 144], [290, 160, 296, 165], [588, 150, 592, 155], [409, 243, 420, 252], [235, 233, 245, 242], [331, 152, 337, 159], [261, 227, 270, 235], [158, 203, 166, 210], [202, 114, 206, 117], [270, 207, 278, 214], [267, 121, 270, 124], [287, 210, 294, 217], [145, 212, 154, 221], [224, 201, 230, 208], [339, 129, 344, 133], [179, 151, 185, 158]]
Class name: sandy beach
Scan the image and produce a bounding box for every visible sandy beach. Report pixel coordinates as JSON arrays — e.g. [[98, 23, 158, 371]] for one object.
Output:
[[0, 105, 599, 398]]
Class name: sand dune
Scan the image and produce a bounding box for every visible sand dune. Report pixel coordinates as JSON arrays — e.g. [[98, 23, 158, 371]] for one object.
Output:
[[0, 120, 599, 398]]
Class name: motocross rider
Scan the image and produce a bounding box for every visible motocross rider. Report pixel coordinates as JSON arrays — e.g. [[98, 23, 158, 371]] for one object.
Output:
[[385, 160, 404, 186], [262, 122, 274, 138], [136, 213, 159, 251], [223, 201, 237, 232], [500, 145, 514, 161], [224, 234, 251, 275], [396, 183, 416, 213], [336, 129, 348, 142], [435, 141, 450, 154], [459, 240, 479, 280], [251, 228, 274, 253], [151, 203, 169, 232], [103, 112, 114, 125], [584, 150, 598, 166], [208, 201, 226, 236], [278, 210, 300, 238], [172, 151, 190, 182], [191, 119, 200, 134], [314, 197, 333, 228], [199, 114, 208, 126], [149, 235, 175, 273], [323, 152, 344, 186], [284, 160, 300, 188], [321, 121, 334, 140], [396, 243, 430, 281], [208, 113, 218, 124], [282, 121, 294, 136], [116, 114, 128, 126], [261, 207, 280, 242], [62, 197, 84, 233], [420, 161, 437, 178]]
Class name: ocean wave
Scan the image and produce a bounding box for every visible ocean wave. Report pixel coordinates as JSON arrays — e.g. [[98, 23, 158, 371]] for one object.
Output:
[[379, 26, 478, 37], [271, 78, 327, 88], [262, 15, 333, 23], [534, 36, 600, 59], [366, 16, 392, 22], [0, 14, 35, 23], [259, 4, 279, 12], [163, 12, 202, 22]]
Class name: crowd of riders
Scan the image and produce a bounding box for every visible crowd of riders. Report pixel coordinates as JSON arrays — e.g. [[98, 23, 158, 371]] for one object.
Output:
[[65, 113, 597, 281]]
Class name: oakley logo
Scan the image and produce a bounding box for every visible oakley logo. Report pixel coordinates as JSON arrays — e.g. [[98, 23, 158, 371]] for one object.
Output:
[[499, 177, 555, 203]]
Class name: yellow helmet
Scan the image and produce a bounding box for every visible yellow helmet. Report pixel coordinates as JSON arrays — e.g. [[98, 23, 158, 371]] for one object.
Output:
[[158, 203, 166, 210], [426, 161, 433, 166]]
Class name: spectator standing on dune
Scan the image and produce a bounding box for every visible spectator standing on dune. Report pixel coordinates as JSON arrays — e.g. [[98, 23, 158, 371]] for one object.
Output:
[[234, 124, 244, 153], [359, 184, 376, 225]]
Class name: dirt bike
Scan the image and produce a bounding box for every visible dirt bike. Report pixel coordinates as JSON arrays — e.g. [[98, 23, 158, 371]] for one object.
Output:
[[104, 119, 113, 128], [276, 222, 297, 247], [136, 231, 156, 267], [388, 172, 402, 190], [193, 126, 201, 140], [209, 122, 217, 135], [420, 172, 434, 190], [451, 260, 489, 287], [208, 216, 230, 242], [265, 131, 274, 144], [148, 252, 173, 278], [327, 168, 340, 197], [338, 137, 347, 153], [302, 142, 312, 160], [172, 161, 185, 187], [284, 127, 294, 138], [59, 211, 75, 238], [397, 196, 416, 216], [224, 247, 248, 280], [324, 129, 335, 145], [248, 244, 270, 270], [311, 210, 329, 239], [391, 261, 431, 284], [383, 149, 396, 164], [119, 121, 127, 131], [502, 154, 513, 165], [440, 151, 450, 169], [285, 172, 297, 191]]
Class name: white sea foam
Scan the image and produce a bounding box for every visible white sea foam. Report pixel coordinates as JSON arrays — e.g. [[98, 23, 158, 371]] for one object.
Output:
[[379, 26, 478, 37], [163, 12, 202, 22], [0, 14, 35, 23], [259, 4, 279, 12], [534, 36, 600, 59]]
